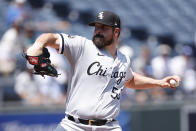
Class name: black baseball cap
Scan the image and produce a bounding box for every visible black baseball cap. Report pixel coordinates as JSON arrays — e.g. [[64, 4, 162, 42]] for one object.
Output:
[[89, 11, 121, 28]]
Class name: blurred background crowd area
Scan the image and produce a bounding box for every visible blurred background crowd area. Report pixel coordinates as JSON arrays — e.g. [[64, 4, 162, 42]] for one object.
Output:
[[0, 0, 196, 106]]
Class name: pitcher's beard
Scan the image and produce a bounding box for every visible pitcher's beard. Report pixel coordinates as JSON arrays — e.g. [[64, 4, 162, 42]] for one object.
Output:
[[93, 36, 113, 49]]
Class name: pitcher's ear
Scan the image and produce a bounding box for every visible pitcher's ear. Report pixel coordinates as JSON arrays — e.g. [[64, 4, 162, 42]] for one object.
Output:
[[114, 28, 120, 37]]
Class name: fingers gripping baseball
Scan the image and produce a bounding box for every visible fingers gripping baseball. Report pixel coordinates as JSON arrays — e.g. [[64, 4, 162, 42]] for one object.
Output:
[[161, 75, 181, 88]]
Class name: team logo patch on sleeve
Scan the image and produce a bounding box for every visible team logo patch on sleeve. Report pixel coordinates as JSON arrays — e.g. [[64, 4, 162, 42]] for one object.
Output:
[[68, 35, 76, 38]]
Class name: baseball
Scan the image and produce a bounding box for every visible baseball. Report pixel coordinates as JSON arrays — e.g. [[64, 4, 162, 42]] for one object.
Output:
[[169, 79, 178, 87]]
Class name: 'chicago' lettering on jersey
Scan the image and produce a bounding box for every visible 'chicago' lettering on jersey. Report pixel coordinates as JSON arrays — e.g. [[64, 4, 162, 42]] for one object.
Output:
[[87, 61, 126, 84], [87, 62, 107, 76]]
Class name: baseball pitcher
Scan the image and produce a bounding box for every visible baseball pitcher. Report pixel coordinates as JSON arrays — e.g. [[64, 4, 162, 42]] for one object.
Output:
[[25, 11, 180, 131]]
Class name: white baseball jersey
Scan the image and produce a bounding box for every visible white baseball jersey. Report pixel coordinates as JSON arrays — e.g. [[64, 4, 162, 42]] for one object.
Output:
[[58, 33, 133, 120]]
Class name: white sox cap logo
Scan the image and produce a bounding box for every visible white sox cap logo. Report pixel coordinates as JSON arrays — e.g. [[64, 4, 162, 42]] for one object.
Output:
[[98, 12, 104, 19]]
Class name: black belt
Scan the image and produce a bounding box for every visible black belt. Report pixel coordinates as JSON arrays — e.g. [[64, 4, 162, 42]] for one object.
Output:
[[67, 114, 115, 126]]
